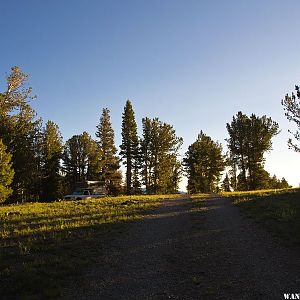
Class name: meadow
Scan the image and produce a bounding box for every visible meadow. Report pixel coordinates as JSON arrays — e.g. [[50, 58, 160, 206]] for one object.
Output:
[[0, 194, 182, 299], [222, 188, 300, 246]]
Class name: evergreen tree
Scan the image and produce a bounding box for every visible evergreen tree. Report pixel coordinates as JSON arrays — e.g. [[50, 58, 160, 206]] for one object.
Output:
[[227, 153, 238, 191], [0, 66, 41, 202], [132, 146, 142, 194], [0, 139, 14, 203], [31, 119, 43, 200], [120, 100, 140, 194], [184, 131, 225, 193], [226, 112, 279, 191], [280, 177, 290, 188], [222, 173, 231, 192], [249, 166, 271, 190], [63, 135, 80, 189], [63, 134, 88, 190], [140, 117, 152, 193], [263, 173, 291, 189], [140, 118, 183, 194], [86, 137, 104, 181], [281, 85, 300, 152], [63, 133, 102, 191], [41, 121, 63, 201], [96, 108, 122, 195], [226, 112, 249, 190], [63, 132, 103, 192]]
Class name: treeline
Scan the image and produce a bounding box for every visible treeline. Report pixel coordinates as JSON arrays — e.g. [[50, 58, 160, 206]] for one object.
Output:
[[0, 67, 183, 203], [0, 67, 291, 202], [183, 114, 290, 194]]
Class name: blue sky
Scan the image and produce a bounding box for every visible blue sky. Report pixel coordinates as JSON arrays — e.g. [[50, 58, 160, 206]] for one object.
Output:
[[1, 0, 300, 189]]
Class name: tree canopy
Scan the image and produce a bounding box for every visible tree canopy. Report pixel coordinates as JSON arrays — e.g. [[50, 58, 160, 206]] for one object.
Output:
[[0, 66, 41, 201], [282, 85, 300, 152], [41, 121, 63, 201], [120, 100, 139, 194], [184, 131, 225, 193], [96, 108, 122, 195], [140, 118, 183, 194], [226, 112, 279, 190]]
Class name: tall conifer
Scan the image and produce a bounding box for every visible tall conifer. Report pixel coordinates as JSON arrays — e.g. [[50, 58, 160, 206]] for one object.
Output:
[[140, 118, 182, 194], [120, 100, 140, 194], [63, 132, 104, 192], [226, 112, 279, 190], [184, 131, 225, 193], [96, 108, 122, 195], [41, 120, 63, 201], [0, 66, 41, 202]]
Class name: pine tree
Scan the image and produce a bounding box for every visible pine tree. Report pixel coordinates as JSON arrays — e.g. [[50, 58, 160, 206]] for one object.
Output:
[[41, 120, 63, 201], [184, 131, 225, 193], [227, 153, 238, 191], [226, 112, 279, 191], [0, 66, 41, 202], [222, 173, 231, 192], [63, 135, 82, 189], [140, 118, 183, 194], [86, 137, 104, 181], [281, 85, 300, 152], [140, 117, 152, 193], [226, 112, 249, 190], [63, 133, 90, 190], [96, 108, 122, 195], [280, 177, 290, 188], [132, 150, 142, 194], [63, 132, 103, 192], [0, 139, 14, 203], [120, 100, 140, 194]]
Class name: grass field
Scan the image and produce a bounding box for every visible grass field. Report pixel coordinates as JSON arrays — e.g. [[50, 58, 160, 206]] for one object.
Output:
[[0, 194, 182, 299], [222, 188, 300, 246]]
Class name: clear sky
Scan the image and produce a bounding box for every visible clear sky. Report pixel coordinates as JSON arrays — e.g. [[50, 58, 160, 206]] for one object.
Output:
[[1, 0, 300, 189]]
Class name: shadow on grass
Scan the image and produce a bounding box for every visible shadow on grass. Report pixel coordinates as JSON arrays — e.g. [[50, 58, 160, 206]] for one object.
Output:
[[0, 198, 207, 299], [0, 198, 192, 299], [224, 190, 300, 247]]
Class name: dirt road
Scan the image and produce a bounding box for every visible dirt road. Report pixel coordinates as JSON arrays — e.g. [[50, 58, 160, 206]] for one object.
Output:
[[62, 196, 300, 299]]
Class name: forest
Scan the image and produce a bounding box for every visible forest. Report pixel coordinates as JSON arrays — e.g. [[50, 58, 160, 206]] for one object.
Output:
[[0, 66, 298, 203]]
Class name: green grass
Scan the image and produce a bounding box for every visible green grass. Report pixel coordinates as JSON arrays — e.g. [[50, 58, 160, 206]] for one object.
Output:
[[222, 188, 300, 246], [189, 193, 210, 200], [0, 194, 182, 299], [189, 193, 210, 212], [221, 188, 297, 198]]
